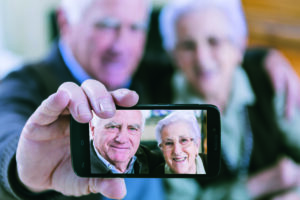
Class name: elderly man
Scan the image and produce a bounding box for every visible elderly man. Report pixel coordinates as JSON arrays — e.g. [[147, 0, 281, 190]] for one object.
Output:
[[0, 0, 166, 199], [90, 110, 162, 174], [159, 0, 300, 199]]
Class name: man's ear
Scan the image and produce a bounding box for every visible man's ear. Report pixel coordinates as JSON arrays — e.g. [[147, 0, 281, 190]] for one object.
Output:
[[56, 8, 70, 39], [90, 121, 95, 140]]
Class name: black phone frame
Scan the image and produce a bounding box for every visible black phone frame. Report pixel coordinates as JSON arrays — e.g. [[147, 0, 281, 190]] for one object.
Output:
[[70, 104, 221, 178]]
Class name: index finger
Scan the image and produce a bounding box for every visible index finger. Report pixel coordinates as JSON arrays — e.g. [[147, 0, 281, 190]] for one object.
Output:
[[29, 82, 93, 126]]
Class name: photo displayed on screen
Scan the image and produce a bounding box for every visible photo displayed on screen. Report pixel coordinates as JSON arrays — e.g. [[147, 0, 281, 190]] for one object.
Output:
[[89, 109, 207, 175]]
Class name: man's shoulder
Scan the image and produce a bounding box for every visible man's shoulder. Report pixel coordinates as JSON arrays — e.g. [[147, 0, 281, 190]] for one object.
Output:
[[1, 45, 77, 98], [89, 141, 112, 174]]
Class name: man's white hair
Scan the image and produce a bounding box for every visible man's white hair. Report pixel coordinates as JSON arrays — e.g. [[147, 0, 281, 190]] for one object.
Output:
[[61, 0, 153, 26], [91, 110, 147, 133], [60, 0, 94, 25], [155, 110, 201, 146], [159, 0, 248, 52]]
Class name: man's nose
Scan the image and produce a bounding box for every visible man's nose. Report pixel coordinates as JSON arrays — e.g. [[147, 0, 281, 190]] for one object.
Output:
[[111, 27, 132, 52], [114, 128, 128, 143]]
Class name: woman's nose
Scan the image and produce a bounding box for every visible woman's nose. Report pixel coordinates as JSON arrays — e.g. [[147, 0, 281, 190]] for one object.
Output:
[[172, 142, 182, 154]]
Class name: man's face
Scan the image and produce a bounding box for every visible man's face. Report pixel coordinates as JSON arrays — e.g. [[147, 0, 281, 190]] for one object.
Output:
[[173, 8, 243, 99], [160, 121, 199, 174], [92, 110, 142, 171], [64, 0, 148, 90]]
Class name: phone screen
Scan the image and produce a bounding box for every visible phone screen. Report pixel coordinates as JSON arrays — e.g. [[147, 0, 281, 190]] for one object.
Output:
[[70, 104, 220, 178]]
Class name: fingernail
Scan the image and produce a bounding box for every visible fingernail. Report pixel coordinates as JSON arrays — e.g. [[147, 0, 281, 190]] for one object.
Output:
[[99, 97, 115, 116], [113, 89, 130, 101], [77, 104, 91, 119]]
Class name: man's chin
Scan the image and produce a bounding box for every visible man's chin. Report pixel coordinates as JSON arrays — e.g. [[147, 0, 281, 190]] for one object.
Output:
[[100, 77, 130, 90], [109, 155, 131, 163]]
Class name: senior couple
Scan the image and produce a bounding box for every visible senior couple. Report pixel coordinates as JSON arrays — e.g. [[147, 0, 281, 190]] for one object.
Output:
[[90, 110, 206, 175], [1, 0, 300, 199]]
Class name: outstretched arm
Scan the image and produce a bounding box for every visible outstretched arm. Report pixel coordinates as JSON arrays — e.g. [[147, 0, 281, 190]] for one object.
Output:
[[16, 80, 138, 199]]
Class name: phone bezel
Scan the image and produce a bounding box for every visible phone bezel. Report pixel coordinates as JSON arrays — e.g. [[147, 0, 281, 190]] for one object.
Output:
[[70, 104, 221, 178]]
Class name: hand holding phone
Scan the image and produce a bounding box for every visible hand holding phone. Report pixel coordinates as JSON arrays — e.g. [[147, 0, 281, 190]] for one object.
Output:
[[16, 80, 137, 198], [70, 104, 221, 178]]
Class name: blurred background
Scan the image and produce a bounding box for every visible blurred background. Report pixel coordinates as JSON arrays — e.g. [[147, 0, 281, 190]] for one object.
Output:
[[0, 0, 300, 77]]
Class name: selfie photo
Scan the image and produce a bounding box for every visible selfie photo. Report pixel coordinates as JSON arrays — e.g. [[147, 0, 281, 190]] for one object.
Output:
[[89, 109, 208, 175]]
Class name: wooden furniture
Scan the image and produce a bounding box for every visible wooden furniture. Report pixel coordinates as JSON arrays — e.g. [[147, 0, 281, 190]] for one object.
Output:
[[242, 0, 300, 76]]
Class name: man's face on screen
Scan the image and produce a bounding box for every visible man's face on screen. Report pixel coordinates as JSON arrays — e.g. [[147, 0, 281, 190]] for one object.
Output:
[[91, 110, 143, 172]]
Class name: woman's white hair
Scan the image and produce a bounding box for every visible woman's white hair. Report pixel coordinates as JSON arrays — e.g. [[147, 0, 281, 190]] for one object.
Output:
[[159, 0, 248, 52], [155, 110, 201, 146], [61, 0, 153, 26]]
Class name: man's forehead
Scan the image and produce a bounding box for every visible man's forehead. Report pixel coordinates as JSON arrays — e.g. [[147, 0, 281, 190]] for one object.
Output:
[[97, 110, 142, 124], [86, 0, 148, 22]]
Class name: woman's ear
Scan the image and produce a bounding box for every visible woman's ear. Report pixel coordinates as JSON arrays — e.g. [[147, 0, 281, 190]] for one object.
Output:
[[195, 138, 201, 155], [238, 38, 248, 64]]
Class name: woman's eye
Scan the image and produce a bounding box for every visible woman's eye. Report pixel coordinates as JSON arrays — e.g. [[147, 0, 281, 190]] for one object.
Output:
[[180, 138, 190, 145]]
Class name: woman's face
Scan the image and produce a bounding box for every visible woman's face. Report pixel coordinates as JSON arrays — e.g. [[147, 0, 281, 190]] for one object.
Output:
[[172, 8, 243, 99], [160, 121, 200, 174]]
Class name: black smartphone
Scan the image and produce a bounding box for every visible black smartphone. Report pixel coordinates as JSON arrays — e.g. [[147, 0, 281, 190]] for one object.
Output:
[[70, 104, 221, 178]]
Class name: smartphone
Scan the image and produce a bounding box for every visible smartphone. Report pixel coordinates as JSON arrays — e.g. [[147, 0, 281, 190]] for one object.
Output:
[[70, 104, 221, 178]]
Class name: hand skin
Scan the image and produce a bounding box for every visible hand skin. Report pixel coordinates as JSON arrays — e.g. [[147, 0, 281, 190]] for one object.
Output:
[[264, 49, 300, 119], [16, 79, 139, 199], [247, 157, 300, 199]]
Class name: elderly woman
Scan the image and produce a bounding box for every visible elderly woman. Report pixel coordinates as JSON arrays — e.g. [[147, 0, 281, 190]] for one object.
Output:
[[155, 111, 206, 174], [159, 0, 300, 199]]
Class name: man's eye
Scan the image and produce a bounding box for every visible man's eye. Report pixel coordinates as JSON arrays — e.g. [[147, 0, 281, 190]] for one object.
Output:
[[177, 41, 196, 51], [131, 23, 147, 32], [107, 126, 118, 130], [128, 127, 138, 131], [165, 142, 174, 146], [94, 21, 120, 30]]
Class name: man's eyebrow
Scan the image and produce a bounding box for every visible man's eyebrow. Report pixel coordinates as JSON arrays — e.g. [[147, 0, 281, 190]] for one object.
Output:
[[104, 121, 121, 128]]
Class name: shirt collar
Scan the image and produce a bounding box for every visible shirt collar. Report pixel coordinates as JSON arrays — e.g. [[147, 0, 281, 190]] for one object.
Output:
[[93, 141, 137, 173], [58, 40, 132, 88], [58, 40, 92, 84]]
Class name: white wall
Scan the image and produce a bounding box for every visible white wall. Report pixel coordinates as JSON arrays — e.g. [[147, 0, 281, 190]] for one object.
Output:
[[0, 0, 60, 62], [0, 0, 167, 63]]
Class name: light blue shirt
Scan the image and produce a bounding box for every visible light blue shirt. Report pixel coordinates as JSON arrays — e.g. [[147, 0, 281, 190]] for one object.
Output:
[[58, 40, 92, 84], [58, 40, 132, 88]]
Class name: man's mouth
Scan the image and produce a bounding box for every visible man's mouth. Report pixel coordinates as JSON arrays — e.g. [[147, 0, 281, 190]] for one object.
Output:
[[110, 145, 130, 150]]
